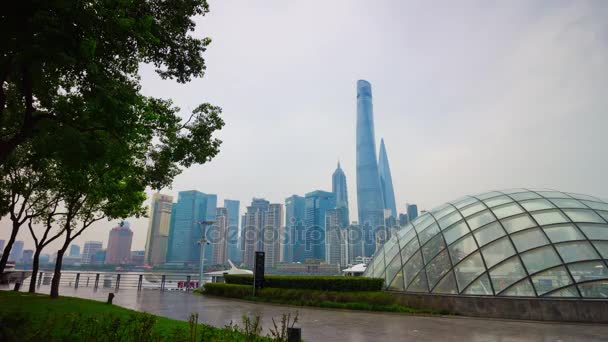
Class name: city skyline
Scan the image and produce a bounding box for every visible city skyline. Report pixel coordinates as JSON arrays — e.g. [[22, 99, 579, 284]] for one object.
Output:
[[2, 1, 607, 252]]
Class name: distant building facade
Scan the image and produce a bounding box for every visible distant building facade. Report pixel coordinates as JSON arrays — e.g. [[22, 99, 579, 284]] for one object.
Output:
[[9, 240, 24, 262], [21, 249, 33, 265], [224, 199, 240, 264], [130, 250, 145, 266], [378, 139, 397, 218], [105, 222, 133, 264], [407, 204, 418, 222], [264, 203, 284, 267], [144, 193, 173, 266], [242, 198, 269, 268], [81, 241, 103, 264], [211, 207, 229, 265], [304, 190, 336, 261], [284, 195, 306, 263], [69, 244, 81, 257]]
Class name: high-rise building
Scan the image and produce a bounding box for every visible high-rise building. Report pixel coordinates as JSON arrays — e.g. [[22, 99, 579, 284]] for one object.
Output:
[[69, 244, 81, 257], [347, 223, 364, 264], [304, 190, 336, 261], [355, 80, 386, 257], [398, 213, 408, 226], [105, 221, 133, 264], [242, 198, 269, 268], [284, 195, 306, 263], [240, 213, 246, 264], [211, 207, 229, 265], [325, 208, 343, 266], [144, 193, 173, 266], [264, 203, 284, 267], [407, 204, 419, 222], [224, 199, 240, 264], [167, 191, 214, 265], [130, 251, 145, 265], [332, 162, 350, 227], [21, 249, 33, 264], [203, 194, 218, 262], [81, 241, 103, 264], [93, 250, 106, 264], [9, 240, 24, 262], [378, 139, 397, 218]]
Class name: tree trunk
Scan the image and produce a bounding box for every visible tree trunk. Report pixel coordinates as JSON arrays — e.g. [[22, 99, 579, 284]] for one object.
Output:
[[28, 249, 41, 293], [50, 249, 65, 298], [0, 222, 20, 274]]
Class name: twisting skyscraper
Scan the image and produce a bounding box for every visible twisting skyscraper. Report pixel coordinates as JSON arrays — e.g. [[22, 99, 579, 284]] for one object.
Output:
[[356, 80, 385, 256], [378, 138, 397, 218]]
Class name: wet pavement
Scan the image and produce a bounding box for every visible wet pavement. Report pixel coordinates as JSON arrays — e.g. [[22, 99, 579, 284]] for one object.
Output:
[[6, 285, 608, 341]]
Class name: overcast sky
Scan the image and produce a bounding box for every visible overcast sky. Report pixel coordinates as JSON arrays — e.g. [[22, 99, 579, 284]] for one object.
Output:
[[3, 0, 608, 252]]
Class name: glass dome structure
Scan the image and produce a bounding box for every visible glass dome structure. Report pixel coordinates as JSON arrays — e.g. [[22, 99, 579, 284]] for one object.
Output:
[[364, 189, 608, 298]]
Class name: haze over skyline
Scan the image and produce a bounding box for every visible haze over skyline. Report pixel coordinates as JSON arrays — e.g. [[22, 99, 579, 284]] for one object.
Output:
[[3, 0, 607, 252]]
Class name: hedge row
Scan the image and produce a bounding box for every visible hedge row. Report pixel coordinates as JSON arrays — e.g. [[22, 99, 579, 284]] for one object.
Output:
[[223, 274, 383, 292]]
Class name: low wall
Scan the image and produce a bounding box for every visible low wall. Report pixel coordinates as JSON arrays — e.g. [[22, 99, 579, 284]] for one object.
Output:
[[390, 291, 608, 323]]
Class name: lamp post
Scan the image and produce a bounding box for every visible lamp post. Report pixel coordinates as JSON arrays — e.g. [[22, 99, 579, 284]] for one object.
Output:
[[198, 220, 215, 288]]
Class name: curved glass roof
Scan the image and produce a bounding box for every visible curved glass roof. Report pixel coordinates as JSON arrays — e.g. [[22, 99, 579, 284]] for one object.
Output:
[[364, 189, 608, 298]]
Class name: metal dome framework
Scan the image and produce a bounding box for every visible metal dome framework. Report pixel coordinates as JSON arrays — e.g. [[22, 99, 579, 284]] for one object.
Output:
[[364, 189, 608, 298]]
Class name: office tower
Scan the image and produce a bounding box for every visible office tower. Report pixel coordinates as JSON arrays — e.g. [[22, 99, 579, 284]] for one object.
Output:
[[304, 190, 336, 261], [242, 198, 269, 268], [211, 207, 229, 265], [130, 251, 145, 265], [240, 213, 246, 264], [224, 199, 240, 264], [9, 240, 24, 262], [144, 193, 173, 266], [325, 208, 342, 266], [332, 162, 350, 227], [339, 228, 349, 267], [398, 213, 408, 226], [378, 139, 397, 218], [407, 204, 419, 222], [21, 249, 33, 264], [264, 203, 284, 267], [355, 80, 385, 257], [167, 191, 214, 265], [284, 195, 305, 263], [347, 224, 364, 263], [93, 250, 106, 264], [203, 194, 218, 262], [69, 244, 81, 257], [81, 241, 103, 264], [105, 221, 134, 264]]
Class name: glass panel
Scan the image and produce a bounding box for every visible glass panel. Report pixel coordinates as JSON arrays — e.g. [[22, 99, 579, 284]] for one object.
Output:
[[531, 210, 569, 226], [460, 202, 486, 218], [492, 203, 524, 219], [500, 279, 535, 297], [484, 196, 512, 208], [592, 241, 608, 259], [481, 237, 516, 269], [448, 234, 478, 264], [463, 273, 493, 295], [443, 220, 470, 245], [537, 191, 571, 199], [500, 188, 527, 194], [597, 211, 608, 222], [543, 224, 584, 243], [438, 211, 462, 231], [477, 191, 502, 200], [422, 234, 446, 264], [432, 205, 455, 220], [383, 237, 399, 266], [397, 226, 417, 247], [414, 214, 435, 232], [403, 251, 424, 287], [567, 261, 607, 283], [433, 271, 458, 294], [563, 209, 605, 223], [400, 238, 420, 264], [510, 192, 541, 201], [520, 246, 561, 274], [490, 256, 527, 294], [549, 198, 587, 209], [467, 210, 496, 231], [385, 253, 403, 286], [501, 214, 536, 234], [577, 280, 608, 298], [545, 286, 580, 298], [555, 241, 599, 263], [578, 224, 608, 240], [531, 266, 572, 295], [474, 222, 505, 247], [406, 271, 429, 292], [426, 250, 451, 289], [452, 196, 477, 209], [418, 223, 440, 246], [519, 199, 555, 212], [454, 252, 485, 291], [511, 228, 549, 253], [388, 270, 405, 291], [580, 200, 608, 211], [567, 193, 601, 202]]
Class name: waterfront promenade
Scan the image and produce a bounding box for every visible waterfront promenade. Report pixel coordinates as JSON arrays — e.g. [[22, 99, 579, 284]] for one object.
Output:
[[8, 285, 608, 342]]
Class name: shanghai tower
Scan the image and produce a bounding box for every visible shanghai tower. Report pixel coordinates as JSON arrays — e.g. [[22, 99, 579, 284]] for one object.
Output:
[[356, 80, 385, 256]]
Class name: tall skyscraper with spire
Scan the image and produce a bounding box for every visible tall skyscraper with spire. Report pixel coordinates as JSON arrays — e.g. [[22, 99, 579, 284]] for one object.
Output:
[[332, 162, 349, 227], [378, 138, 397, 218], [356, 80, 385, 256]]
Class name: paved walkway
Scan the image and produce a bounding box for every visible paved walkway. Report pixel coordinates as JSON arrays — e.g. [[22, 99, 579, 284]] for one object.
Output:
[[9, 285, 608, 341]]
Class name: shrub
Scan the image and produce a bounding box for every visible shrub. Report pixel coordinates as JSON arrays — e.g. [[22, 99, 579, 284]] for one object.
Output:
[[224, 275, 383, 292]]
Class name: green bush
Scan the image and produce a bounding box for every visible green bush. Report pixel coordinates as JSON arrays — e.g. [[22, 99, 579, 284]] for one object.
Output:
[[224, 274, 383, 292]]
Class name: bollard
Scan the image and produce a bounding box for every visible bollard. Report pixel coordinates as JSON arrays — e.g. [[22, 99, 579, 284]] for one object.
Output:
[[94, 273, 100, 290], [13, 282, 21, 292], [137, 274, 143, 291], [115, 274, 121, 290], [75, 273, 80, 288], [287, 327, 301, 341], [107, 292, 115, 304]]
